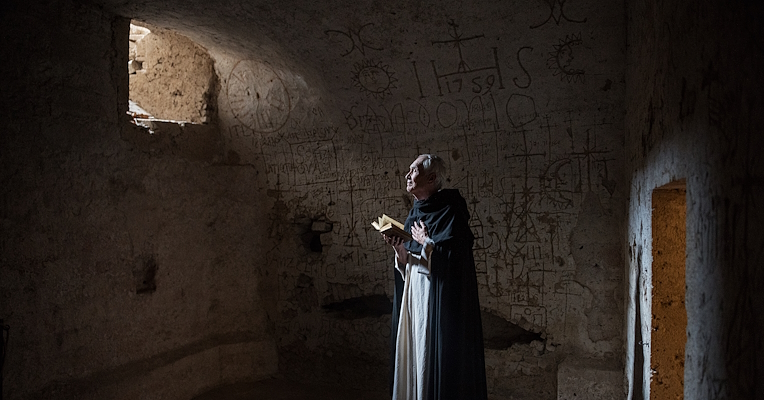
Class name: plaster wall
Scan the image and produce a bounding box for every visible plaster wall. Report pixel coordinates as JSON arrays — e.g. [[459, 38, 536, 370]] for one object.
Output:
[[190, 0, 627, 396], [2, 0, 631, 399], [0, 2, 277, 399], [624, 0, 764, 398]]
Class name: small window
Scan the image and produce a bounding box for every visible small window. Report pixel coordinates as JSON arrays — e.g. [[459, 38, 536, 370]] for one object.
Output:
[[127, 21, 217, 127]]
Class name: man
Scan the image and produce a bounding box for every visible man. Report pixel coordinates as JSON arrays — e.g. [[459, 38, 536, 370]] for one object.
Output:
[[383, 154, 487, 400]]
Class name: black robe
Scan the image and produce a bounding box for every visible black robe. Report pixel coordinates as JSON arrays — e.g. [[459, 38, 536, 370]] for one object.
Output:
[[390, 189, 487, 400]]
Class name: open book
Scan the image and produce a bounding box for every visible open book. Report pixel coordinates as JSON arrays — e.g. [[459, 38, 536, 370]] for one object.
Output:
[[371, 214, 412, 241]]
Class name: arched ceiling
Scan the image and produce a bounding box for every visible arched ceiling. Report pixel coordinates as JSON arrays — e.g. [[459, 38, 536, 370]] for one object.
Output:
[[94, 0, 539, 130], [94, 0, 437, 75]]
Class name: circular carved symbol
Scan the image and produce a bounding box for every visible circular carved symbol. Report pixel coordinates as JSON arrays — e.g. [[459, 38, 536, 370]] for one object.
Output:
[[547, 34, 585, 83], [227, 60, 291, 132], [351, 59, 397, 99], [358, 66, 390, 92]]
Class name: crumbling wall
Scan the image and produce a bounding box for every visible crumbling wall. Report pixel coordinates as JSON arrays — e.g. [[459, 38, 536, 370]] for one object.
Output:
[[625, 0, 764, 398], [0, 2, 277, 399]]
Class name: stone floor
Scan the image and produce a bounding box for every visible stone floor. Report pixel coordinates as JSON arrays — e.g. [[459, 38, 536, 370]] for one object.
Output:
[[191, 378, 389, 400]]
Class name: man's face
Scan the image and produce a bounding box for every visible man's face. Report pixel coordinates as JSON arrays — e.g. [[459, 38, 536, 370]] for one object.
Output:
[[406, 156, 435, 200]]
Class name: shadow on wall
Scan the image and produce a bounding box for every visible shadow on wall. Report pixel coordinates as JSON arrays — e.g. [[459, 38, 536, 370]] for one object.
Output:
[[482, 310, 543, 350], [322, 294, 393, 320], [322, 294, 543, 350]]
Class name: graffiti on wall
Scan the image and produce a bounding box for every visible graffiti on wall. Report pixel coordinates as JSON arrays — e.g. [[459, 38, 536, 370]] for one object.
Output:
[[529, 0, 588, 29], [227, 60, 291, 133], [222, 11, 621, 350], [547, 33, 586, 83], [412, 20, 505, 98]]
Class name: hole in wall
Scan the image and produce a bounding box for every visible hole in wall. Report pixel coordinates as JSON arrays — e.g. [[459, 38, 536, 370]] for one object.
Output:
[[133, 254, 157, 294], [298, 217, 334, 253], [309, 234, 323, 252], [650, 180, 686, 398], [127, 20, 216, 128]]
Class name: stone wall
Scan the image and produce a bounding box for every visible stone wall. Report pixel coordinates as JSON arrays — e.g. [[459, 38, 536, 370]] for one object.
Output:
[[625, 0, 764, 398], [5, 0, 762, 398], [3, 0, 634, 398], [199, 0, 627, 396], [0, 2, 278, 399]]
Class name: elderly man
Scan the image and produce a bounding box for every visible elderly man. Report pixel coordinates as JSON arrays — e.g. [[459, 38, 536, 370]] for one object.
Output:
[[383, 154, 487, 400]]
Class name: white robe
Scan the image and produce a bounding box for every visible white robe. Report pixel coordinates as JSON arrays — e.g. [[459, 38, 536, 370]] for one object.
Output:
[[392, 239, 434, 400]]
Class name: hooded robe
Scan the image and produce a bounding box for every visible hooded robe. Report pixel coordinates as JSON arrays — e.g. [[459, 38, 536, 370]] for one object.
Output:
[[390, 188, 487, 400]]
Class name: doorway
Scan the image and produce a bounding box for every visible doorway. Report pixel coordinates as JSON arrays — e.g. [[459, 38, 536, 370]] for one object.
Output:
[[650, 180, 687, 398]]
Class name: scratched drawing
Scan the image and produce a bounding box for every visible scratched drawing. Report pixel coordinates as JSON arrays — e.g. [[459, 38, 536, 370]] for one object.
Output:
[[324, 23, 384, 57], [547, 34, 585, 83], [227, 60, 291, 132], [351, 59, 398, 99], [530, 0, 588, 29], [412, 19, 505, 98]]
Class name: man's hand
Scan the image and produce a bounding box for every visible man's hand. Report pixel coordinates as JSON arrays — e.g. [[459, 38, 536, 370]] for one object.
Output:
[[411, 220, 429, 245], [382, 232, 408, 264]]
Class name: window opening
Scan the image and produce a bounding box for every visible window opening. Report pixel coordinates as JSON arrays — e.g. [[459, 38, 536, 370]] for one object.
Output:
[[127, 20, 216, 130]]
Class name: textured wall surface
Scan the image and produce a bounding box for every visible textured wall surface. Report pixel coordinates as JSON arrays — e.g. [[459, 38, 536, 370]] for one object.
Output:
[[21, 0, 764, 398], [195, 0, 626, 396], [0, 2, 277, 399], [625, 0, 764, 398]]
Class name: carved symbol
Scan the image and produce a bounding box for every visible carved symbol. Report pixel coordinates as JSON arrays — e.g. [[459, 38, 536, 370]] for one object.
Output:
[[227, 60, 291, 133], [570, 128, 611, 192], [540, 158, 574, 209], [428, 19, 505, 97], [547, 34, 585, 83], [324, 23, 383, 57], [530, 0, 587, 29], [436, 101, 458, 128], [513, 46, 534, 89], [506, 94, 538, 128], [351, 59, 397, 99]]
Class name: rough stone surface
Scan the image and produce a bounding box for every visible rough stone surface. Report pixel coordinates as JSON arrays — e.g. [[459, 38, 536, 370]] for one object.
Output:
[[625, 0, 764, 399], [6, 0, 625, 397], [485, 342, 559, 399], [192, 2, 626, 396], [2, 0, 761, 399], [1, 2, 276, 399], [557, 358, 623, 399]]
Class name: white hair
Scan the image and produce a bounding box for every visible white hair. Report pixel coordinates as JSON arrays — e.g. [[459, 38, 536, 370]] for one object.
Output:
[[419, 154, 446, 190]]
